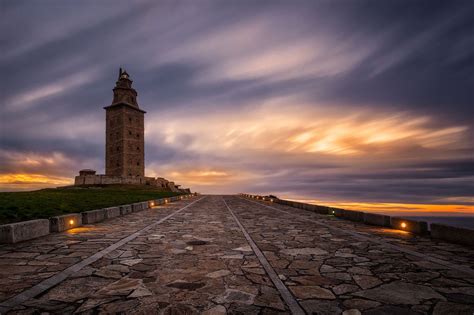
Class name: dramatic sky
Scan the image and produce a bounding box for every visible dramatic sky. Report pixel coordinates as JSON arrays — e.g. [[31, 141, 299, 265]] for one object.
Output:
[[1, 1, 473, 214]]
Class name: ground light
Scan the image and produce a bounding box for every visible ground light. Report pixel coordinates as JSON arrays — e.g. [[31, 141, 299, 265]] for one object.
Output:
[[69, 219, 74, 225], [401, 222, 407, 229], [150, 201, 155, 207]]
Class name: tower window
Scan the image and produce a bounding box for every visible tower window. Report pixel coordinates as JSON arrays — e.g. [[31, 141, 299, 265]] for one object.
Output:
[[129, 131, 132, 135], [129, 117, 132, 122], [136, 133, 140, 138], [116, 162, 120, 167], [137, 162, 140, 166], [137, 147, 140, 151], [117, 146, 120, 152]]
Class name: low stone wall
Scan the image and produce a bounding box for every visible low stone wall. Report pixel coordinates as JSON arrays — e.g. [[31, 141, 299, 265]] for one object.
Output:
[[341, 209, 364, 222], [313, 206, 330, 215], [50, 214, 82, 232], [363, 213, 391, 227], [132, 203, 143, 212], [431, 224, 474, 247], [267, 197, 334, 216], [0, 219, 50, 243], [332, 208, 344, 217], [0, 194, 194, 244], [154, 199, 165, 205], [82, 209, 106, 224], [104, 207, 121, 219], [241, 194, 474, 247], [391, 217, 428, 235], [120, 205, 132, 215]]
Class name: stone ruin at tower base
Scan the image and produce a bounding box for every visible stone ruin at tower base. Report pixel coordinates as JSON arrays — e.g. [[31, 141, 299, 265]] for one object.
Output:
[[74, 169, 190, 193]]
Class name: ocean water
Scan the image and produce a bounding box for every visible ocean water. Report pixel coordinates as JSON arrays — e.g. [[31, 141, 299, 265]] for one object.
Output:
[[398, 216, 474, 230]]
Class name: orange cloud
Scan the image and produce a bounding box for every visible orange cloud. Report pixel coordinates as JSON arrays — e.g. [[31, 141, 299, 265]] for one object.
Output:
[[162, 169, 250, 186], [148, 99, 470, 158], [289, 198, 474, 216], [0, 173, 73, 191]]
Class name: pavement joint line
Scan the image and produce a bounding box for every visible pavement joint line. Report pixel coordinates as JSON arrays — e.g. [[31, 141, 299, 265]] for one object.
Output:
[[0, 196, 206, 314], [223, 197, 306, 315], [241, 197, 474, 278]]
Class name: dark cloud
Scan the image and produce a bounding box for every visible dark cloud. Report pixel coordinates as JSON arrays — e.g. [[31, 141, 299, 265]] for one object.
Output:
[[315, 1, 474, 123]]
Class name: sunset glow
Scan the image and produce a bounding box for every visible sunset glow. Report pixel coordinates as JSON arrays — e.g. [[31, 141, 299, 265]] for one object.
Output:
[[0, 174, 73, 190], [147, 105, 470, 157], [289, 199, 474, 217]]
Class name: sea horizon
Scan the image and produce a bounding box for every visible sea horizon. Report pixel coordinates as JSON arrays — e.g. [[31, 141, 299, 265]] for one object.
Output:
[[289, 198, 474, 230]]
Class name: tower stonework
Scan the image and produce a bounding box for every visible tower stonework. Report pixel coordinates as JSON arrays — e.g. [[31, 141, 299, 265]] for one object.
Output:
[[74, 68, 190, 193], [104, 68, 146, 177]]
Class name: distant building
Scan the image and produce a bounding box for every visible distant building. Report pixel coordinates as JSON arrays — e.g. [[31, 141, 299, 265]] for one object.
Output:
[[74, 68, 190, 193]]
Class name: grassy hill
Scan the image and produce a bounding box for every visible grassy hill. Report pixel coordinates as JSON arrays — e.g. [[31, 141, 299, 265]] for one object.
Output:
[[0, 185, 183, 224]]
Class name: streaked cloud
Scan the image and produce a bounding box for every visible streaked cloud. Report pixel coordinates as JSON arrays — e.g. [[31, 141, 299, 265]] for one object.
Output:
[[6, 69, 100, 112], [147, 100, 470, 157], [1, 0, 473, 213]]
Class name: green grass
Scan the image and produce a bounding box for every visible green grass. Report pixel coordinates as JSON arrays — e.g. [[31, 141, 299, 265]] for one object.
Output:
[[0, 185, 183, 224]]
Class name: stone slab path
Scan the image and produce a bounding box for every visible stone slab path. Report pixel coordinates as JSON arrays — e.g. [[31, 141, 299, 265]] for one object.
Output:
[[0, 195, 473, 314]]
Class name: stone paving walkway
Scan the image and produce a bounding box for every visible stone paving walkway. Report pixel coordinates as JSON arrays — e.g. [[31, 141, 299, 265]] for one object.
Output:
[[230, 197, 474, 314], [0, 199, 190, 304], [0, 195, 473, 314]]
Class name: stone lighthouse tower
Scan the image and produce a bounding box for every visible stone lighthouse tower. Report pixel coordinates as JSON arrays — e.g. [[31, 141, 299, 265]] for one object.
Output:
[[104, 68, 146, 177], [74, 68, 190, 193]]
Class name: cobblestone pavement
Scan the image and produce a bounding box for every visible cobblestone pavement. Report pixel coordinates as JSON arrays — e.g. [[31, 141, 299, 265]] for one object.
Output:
[[0, 198, 195, 305], [1, 195, 473, 314], [228, 197, 474, 315]]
